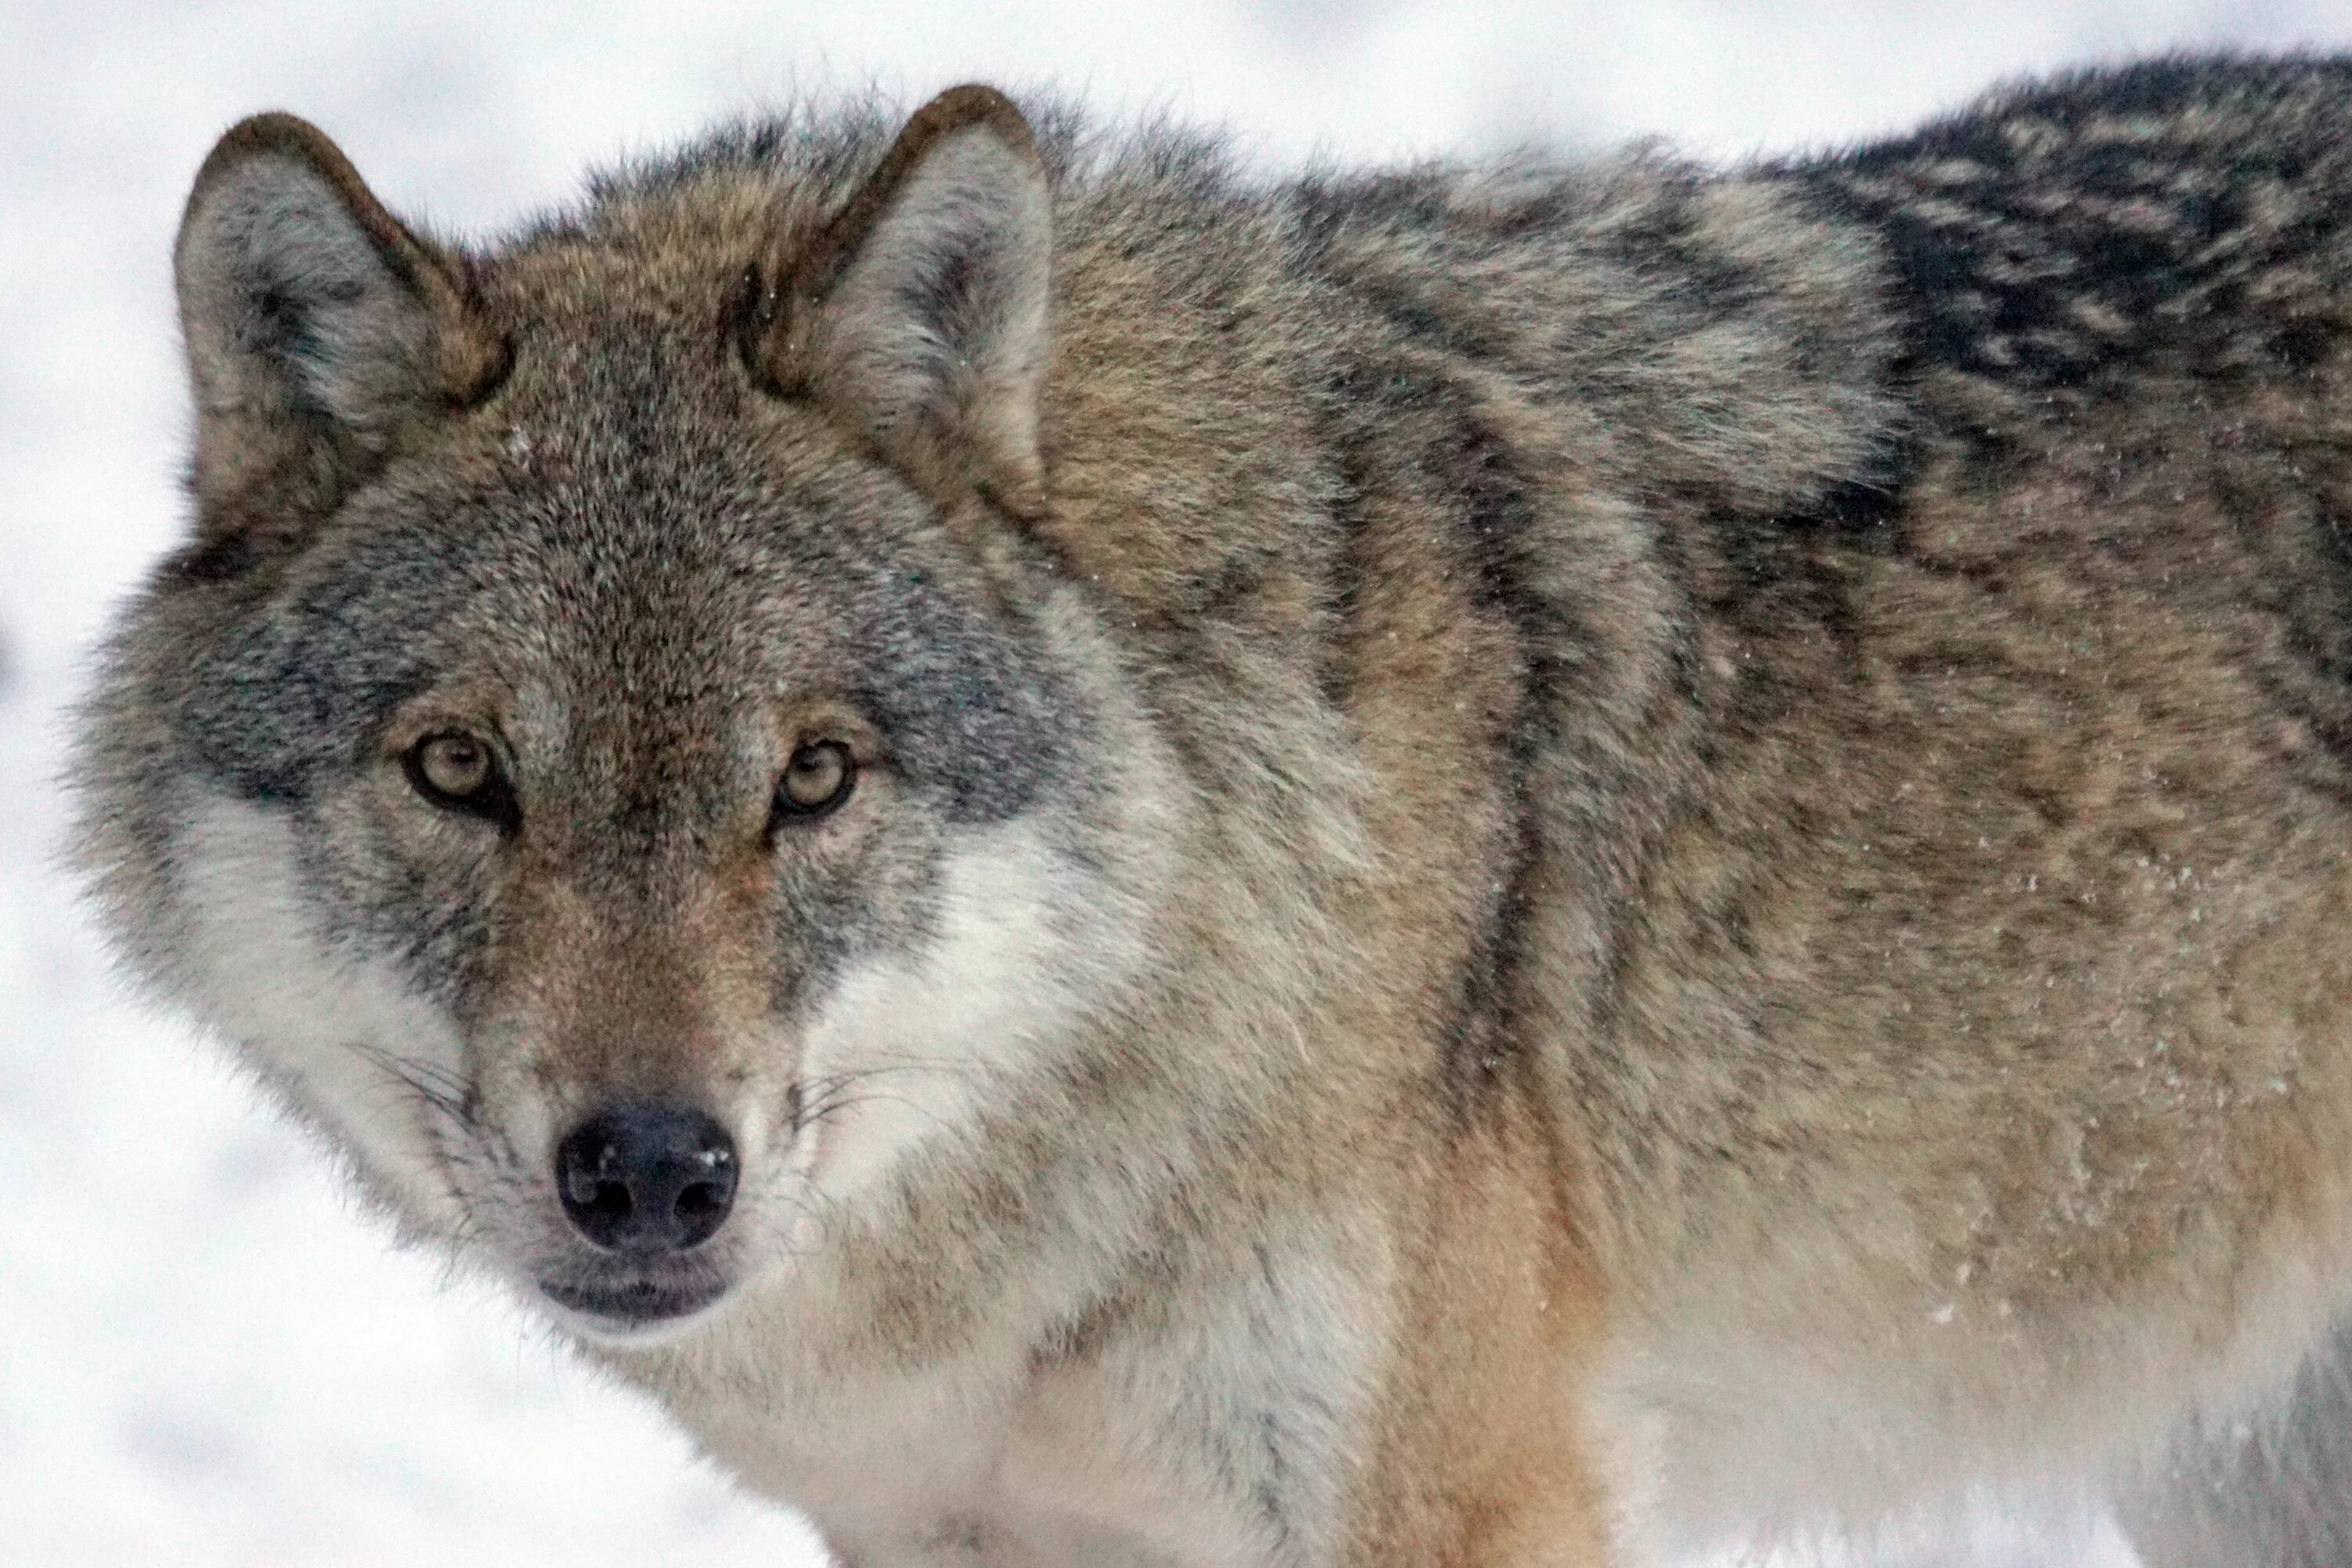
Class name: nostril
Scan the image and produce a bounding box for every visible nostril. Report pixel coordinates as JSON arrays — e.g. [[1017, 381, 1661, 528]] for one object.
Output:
[[554, 1099, 739, 1256], [676, 1177, 724, 1225]]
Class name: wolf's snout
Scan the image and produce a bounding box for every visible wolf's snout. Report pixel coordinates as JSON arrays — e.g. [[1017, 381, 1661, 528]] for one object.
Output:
[[555, 1100, 738, 1255]]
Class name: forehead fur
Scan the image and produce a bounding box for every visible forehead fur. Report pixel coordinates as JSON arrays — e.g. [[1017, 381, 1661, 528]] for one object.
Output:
[[119, 89, 1282, 855], [168, 286, 1074, 825], [247, 521, 1054, 828]]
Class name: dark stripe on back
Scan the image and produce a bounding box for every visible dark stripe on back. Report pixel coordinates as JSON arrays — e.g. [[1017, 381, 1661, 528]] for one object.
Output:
[[1786, 56, 2352, 392]]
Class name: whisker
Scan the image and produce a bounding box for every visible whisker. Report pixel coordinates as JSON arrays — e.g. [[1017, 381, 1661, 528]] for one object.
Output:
[[800, 1089, 951, 1132], [349, 1040, 474, 1122]]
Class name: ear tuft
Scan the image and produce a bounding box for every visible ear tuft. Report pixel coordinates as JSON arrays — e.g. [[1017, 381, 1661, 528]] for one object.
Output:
[[175, 114, 506, 551], [757, 85, 1053, 520]]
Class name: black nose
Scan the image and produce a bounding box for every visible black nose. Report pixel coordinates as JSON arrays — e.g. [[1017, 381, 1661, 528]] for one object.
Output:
[[554, 1099, 738, 1255]]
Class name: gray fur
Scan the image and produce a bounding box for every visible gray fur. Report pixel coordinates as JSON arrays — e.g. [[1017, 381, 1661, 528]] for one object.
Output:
[[2122, 1316, 2352, 1567]]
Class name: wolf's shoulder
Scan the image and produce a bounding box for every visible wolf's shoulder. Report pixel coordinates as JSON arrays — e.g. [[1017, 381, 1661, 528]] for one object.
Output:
[[1783, 54, 2352, 390]]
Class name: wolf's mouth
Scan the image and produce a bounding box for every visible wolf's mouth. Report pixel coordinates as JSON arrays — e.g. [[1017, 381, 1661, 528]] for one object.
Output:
[[538, 1270, 731, 1330]]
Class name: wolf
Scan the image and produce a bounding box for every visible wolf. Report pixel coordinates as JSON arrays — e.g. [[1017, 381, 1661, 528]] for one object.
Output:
[[71, 56, 2352, 1566]]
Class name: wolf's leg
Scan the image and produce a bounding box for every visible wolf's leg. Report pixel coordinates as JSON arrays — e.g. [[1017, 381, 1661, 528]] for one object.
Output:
[[2115, 1318, 2352, 1568]]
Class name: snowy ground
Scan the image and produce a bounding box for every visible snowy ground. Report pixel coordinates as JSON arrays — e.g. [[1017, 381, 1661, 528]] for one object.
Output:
[[9, 3, 2352, 1563]]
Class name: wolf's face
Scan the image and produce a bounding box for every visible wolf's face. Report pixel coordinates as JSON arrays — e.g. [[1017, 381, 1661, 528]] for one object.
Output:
[[80, 93, 1160, 1342]]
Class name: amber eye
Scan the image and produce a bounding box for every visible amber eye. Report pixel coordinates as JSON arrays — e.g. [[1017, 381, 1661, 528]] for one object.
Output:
[[402, 731, 520, 832], [774, 740, 855, 822], [416, 734, 490, 797]]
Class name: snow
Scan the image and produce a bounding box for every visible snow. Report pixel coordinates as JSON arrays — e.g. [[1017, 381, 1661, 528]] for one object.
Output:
[[9, 3, 2351, 1561]]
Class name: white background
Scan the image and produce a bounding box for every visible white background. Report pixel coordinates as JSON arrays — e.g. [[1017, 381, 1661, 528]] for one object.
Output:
[[9, 4, 2352, 1563]]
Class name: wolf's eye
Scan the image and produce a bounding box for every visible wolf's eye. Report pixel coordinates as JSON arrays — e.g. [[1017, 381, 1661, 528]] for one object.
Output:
[[416, 734, 490, 797], [403, 731, 520, 832], [774, 740, 855, 822]]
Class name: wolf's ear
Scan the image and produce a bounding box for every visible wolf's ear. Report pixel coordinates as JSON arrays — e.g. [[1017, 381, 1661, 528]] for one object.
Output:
[[175, 114, 508, 555], [755, 85, 1051, 520]]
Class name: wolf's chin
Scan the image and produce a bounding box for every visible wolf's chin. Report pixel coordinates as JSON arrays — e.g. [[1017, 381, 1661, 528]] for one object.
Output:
[[535, 1272, 736, 1348]]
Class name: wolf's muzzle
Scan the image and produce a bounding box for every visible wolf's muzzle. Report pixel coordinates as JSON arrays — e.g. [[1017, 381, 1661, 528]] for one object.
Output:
[[555, 1098, 738, 1254]]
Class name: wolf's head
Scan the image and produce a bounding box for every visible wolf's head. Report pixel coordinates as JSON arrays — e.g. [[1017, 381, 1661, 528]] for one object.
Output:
[[75, 89, 1174, 1344]]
